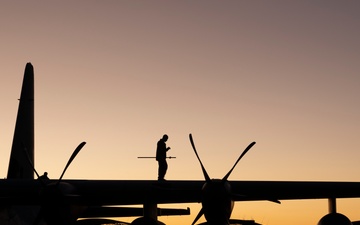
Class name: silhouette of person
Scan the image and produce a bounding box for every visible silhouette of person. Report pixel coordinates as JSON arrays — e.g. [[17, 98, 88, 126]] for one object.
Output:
[[156, 134, 171, 181], [39, 172, 49, 180]]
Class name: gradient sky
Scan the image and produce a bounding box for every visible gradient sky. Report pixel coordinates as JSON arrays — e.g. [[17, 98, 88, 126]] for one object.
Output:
[[1, 1, 360, 225]]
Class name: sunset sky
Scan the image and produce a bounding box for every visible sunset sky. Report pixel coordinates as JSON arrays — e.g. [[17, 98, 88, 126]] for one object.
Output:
[[1, 1, 360, 225]]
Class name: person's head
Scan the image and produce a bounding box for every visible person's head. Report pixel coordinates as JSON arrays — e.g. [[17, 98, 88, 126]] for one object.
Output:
[[162, 134, 168, 142]]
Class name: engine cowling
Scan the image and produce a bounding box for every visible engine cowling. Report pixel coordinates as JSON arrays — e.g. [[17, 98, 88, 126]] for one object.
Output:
[[318, 213, 352, 225]]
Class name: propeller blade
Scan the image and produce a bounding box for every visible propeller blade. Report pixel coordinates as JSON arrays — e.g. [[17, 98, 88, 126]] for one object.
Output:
[[21, 143, 49, 187], [189, 134, 211, 182], [191, 207, 204, 225], [222, 141, 256, 182], [22, 145, 41, 179], [58, 141, 86, 184]]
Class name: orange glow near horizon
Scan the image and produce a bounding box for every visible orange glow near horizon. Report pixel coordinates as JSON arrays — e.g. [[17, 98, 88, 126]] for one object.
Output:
[[1, 1, 360, 225]]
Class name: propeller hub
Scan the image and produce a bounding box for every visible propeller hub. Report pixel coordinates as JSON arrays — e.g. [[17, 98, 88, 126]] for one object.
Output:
[[202, 180, 234, 224], [40, 182, 76, 203], [38, 181, 79, 225]]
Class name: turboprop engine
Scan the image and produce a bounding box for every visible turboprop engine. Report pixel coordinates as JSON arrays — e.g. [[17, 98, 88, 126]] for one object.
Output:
[[317, 198, 352, 225], [189, 133, 256, 225], [24, 142, 87, 225]]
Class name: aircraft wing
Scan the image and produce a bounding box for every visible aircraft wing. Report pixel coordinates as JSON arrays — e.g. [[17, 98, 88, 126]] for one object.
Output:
[[1, 179, 360, 206], [230, 180, 360, 201]]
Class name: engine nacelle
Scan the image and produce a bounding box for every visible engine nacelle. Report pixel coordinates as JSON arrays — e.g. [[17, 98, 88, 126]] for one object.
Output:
[[318, 213, 352, 225]]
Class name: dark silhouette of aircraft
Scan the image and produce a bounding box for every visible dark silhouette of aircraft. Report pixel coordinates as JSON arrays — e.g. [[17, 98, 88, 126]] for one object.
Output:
[[1, 63, 360, 225]]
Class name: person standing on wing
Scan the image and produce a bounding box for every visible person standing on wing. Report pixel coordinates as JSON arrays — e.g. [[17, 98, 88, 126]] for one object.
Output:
[[156, 134, 171, 181]]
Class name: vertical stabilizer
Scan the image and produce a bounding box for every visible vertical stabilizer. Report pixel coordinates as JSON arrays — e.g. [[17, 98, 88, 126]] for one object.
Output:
[[7, 63, 34, 179]]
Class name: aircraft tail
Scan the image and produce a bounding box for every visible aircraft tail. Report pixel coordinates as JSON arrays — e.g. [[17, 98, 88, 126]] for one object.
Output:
[[7, 63, 35, 179]]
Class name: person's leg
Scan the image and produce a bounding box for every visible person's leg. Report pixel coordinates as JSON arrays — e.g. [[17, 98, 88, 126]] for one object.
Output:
[[158, 160, 167, 180]]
